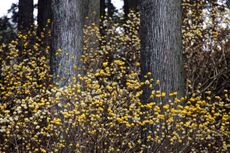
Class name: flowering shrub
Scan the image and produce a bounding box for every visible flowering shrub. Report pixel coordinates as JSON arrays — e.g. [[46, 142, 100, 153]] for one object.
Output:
[[182, 0, 230, 95], [0, 12, 229, 152]]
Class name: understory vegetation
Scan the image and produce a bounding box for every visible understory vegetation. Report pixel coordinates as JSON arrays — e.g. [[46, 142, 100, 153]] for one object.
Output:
[[0, 10, 229, 153]]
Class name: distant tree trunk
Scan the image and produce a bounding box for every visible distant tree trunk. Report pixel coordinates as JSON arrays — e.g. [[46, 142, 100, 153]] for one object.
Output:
[[140, 0, 185, 101], [107, 0, 116, 17], [226, 0, 230, 8], [83, 0, 100, 25], [18, 0, 34, 32], [209, 0, 218, 50], [100, 0, 115, 17], [51, 0, 84, 87], [100, 0, 106, 17], [82, 0, 101, 73], [124, 0, 138, 18], [37, 0, 52, 34]]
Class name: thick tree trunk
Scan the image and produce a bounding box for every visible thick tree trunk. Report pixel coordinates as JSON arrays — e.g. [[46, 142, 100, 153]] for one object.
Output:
[[51, 0, 84, 87], [18, 0, 34, 32], [140, 0, 185, 101], [37, 0, 52, 34]]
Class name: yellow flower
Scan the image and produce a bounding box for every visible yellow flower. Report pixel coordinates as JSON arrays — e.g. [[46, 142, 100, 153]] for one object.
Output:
[[102, 62, 108, 67], [113, 59, 125, 66], [163, 104, 169, 110], [41, 148, 47, 153], [155, 94, 161, 98], [146, 102, 155, 108], [156, 80, 160, 84], [161, 92, 166, 97], [117, 118, 123, 123], [52, 118, 61, 125]]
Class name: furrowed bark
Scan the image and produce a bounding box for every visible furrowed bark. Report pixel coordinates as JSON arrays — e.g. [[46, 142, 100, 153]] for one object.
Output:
[[140, 0, 185, 101], [51, 0, 84, 87]]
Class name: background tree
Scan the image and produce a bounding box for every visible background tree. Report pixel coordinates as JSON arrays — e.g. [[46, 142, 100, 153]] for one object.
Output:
[[0, 16, 16, 43], [100, 0, 116, 17], [107, 0, 116, 17], [124, 0, 138, 19], [18, 0, 34, 32], [100, 0, 106, 18], [37, 0, 52, 34], [140, 0, 185, 101], [226, 0, 230, 8], [83, 0, 100, 25]]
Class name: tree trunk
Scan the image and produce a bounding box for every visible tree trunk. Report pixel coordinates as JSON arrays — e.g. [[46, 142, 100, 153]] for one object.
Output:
[[83, 0, 100, 25], [209, 0, 218, 51], [107, 0, 115, 17], [100, 0, 106, 17], [82, 0, 100, 72], [51, 0, 84, 87], [37, 0, 52, 34], [18, 0, 34, 32], [100, 0, 115, 17], [140, 0, 185, 101], [226, 0, 230, 8], [124, 0, 138, 18]]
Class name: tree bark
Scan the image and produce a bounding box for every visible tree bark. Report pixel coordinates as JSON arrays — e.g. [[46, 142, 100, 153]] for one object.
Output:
[[84, 0, 100, 25], [37, 0, 52, 34], [226, 0, 230, 8], [100, 0, 106, 18], [124, 0, 138, 18], [140, 0, 185, 101], [18, 0, 34, 32], [107, 0, 115, 17], [51, 0, 84, 87], [100, 0, 115, 17]]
